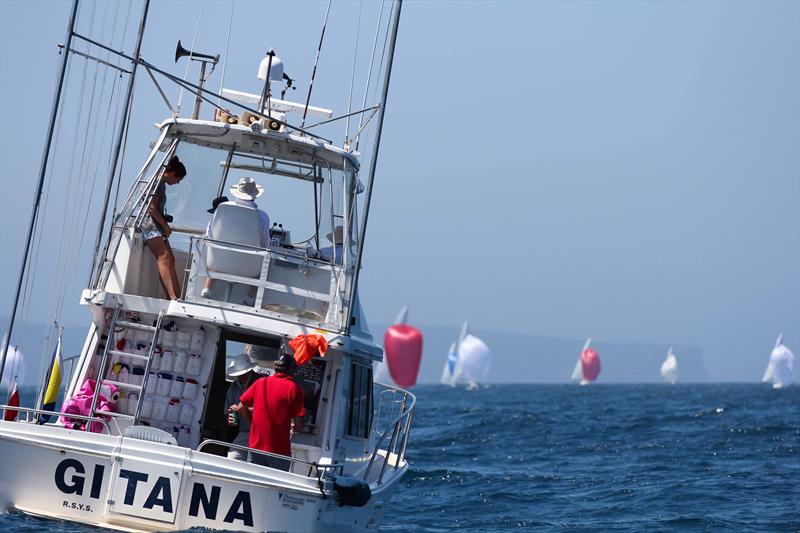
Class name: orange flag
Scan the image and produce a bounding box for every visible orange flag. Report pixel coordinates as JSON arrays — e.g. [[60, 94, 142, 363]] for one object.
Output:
[[289, 334, 329, 366]]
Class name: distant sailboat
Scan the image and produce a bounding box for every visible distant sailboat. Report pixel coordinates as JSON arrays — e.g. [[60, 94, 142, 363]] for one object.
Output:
[[374, 356, 392, 384], [660, 347, 678, 384], [440, 341, 459, 386], [441, 322, 491, 388], [571, 338, 601, 385], [441, 322, 468, 386], [762, 334, 797, 389]]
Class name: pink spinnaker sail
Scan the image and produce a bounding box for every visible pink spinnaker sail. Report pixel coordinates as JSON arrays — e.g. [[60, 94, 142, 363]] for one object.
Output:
[[581, 348, 601, 382]]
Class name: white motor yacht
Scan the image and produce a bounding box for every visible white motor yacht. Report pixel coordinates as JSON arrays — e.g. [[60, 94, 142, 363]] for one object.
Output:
[[0, 1, 412, 531]]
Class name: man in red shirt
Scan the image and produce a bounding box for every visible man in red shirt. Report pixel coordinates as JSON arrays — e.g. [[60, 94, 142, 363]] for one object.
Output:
[[231, 354, 306, 471]]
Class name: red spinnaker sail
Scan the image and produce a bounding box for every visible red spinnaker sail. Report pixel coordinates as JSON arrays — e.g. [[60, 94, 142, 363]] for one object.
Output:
[[581, 348, 601, 382], [4, 382, 19, 421]]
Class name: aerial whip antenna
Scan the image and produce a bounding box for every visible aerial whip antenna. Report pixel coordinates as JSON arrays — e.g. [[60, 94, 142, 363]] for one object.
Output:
[[300, 0, 333, 129]]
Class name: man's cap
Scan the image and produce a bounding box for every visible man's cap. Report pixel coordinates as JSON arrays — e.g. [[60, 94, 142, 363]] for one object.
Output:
[[274, 353, 297, 374], [207, 195, 229, 214]]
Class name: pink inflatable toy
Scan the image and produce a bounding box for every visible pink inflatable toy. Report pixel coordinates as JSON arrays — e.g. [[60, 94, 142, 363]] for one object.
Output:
[[60, 379, 119, 432]]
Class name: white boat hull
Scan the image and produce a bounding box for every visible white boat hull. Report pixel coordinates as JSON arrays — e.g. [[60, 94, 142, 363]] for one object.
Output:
[[0, 421, 402, 532]]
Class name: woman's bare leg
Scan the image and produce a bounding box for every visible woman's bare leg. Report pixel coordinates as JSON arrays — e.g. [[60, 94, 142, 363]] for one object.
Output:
[[164, 239, 182, 298], [145, 237, 180, 300]]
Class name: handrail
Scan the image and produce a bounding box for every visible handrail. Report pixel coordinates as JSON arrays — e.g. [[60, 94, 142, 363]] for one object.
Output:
[[363, 382, 416, 484], [197, 439, 344, 481], [0, 405, 113, 434], [185, 236, 348, 330]]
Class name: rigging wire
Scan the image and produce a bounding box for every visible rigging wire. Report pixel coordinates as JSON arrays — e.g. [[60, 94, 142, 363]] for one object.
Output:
[[60, 59, 121, 323], [18, 50, 72, 388], [357, 0, 393, 155], [355, 0, 386, 152], [52, 2, 107, 327], [177, 0, 206, 116], [217, 0, 236, 107], [18, 99, 64, 345], [301, 0, 333, 129], [39, 2, 98, 371], [344, 1, 363, 146], [111, 87, 133, 220], [27, 2, 95, 390]]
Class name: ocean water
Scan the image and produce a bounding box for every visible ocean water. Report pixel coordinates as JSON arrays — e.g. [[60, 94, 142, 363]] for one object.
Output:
[[2, 384, 799, 532], [383, 384, 800, 532]]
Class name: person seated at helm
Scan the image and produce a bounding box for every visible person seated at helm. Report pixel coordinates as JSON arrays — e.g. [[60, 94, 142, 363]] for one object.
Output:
[[200, 177, 270, 298], [226, 176, 270, 247], [319, 226, 345, 265]]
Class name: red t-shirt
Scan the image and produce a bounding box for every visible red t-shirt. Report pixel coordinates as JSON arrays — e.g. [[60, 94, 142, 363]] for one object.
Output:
[[239, 373, 306, 456]]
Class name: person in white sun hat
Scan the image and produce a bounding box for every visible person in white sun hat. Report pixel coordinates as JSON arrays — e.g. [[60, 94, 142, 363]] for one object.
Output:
[[225, 176, 270, 247], [224, 353, 263, 461], [201, 177, 271, 298], [319, 225, 345, 265]]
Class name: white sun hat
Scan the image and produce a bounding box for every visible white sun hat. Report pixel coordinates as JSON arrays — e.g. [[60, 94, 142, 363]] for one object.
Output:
[[226, 353, 255, 381], [326, 226, 345, 244], [229, 177, 264, 201]]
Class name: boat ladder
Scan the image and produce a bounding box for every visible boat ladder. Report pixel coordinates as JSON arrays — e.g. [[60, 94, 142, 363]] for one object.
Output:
[[86, 307, 166, 428]]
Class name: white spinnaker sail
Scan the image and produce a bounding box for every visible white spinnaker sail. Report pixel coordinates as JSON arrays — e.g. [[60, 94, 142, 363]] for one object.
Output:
[[456, 334, 491, 385], [660, 347, 678, 384], [763, 334, 796, 388]]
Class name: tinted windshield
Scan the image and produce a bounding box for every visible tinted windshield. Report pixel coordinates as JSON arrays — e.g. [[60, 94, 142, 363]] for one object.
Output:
[[163, 138, 356, 254]]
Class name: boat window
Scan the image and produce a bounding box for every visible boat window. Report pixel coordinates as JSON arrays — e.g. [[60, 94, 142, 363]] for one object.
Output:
[[164, 139, 358, 255], [165, 141, 231, 245], [221, 153, 319, 246], [346, 362, 373, 439]]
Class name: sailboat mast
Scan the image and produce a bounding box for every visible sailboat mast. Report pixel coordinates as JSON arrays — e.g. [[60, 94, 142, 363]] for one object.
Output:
[[0, 0, 79, 386], [346, 0, 403, 335], [89, 0, 151, 286]]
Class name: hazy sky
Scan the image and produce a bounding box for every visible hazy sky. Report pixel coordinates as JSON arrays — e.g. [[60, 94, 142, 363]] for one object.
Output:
[[1, 0, 798, 382]]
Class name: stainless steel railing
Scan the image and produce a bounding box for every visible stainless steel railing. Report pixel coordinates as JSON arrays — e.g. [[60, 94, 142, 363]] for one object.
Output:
[[197, 439, 344, 482], [0, 405, 113, 434], [183, 235, 349, 331], [363, 382, 416, 485]]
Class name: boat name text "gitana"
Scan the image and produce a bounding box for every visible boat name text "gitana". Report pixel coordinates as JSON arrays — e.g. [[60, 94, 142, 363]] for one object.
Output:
[[54, 458, 255, 526]]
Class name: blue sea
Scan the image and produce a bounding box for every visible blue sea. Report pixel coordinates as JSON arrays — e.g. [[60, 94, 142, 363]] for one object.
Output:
[[3, 384, 799, 532]]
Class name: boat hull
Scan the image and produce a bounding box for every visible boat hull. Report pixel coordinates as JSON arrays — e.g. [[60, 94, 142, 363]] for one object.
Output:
[[0, 421, 402, 532]]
